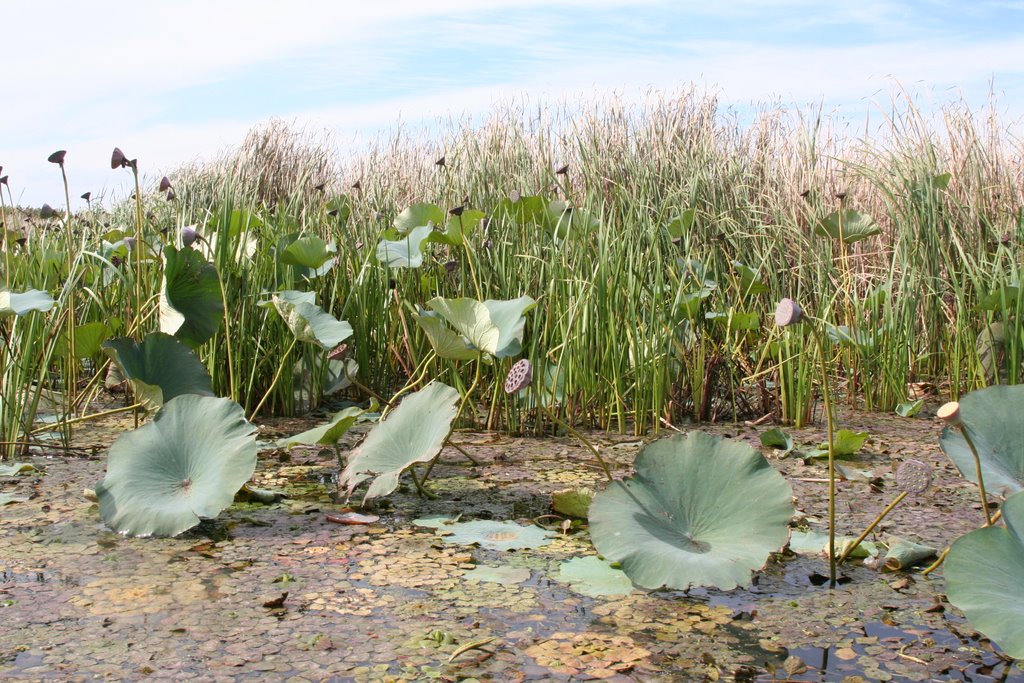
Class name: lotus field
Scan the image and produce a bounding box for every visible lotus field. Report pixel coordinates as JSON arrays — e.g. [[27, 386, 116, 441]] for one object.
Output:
[[2, 94, 1024, 678]]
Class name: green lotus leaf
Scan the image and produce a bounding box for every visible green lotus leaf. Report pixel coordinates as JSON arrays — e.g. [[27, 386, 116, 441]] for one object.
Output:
[[279, 235, 335, 269], [977, 285, 1021, 312], [159, 245, 224, 348], [558, 556, 634, 597], [881, 536, 936, 570], [493, 194, 548, 225], [339, 381, 459, 503], [0, 462, 38, 476], [277, 404, 374, 448], [940, 385, 1024, 496], [589, 431, 793, 590], [814, 210, 881, 244], [760, 428, 794, 454], [102, 333, 214, 411], [260, 290, 353, 350], [95, 395, 257, 537], [551, 487, 594, 519], [0, 288, 55, 318], [376, 225, 433, 268], [732, 261, 769, 296], [665, 209, 696, 239], [426, 295, 535, 358], [895, 399, 924, 418], [413, 308, 478, 361], [425, 210, 486, 247], [57, 320, 121, 359], [464, 565, 531, 584], [544, 200, 600, 240], [438, 520, 553, 550], [393, 202, 444, 233], [945, 491, 1024, 658]]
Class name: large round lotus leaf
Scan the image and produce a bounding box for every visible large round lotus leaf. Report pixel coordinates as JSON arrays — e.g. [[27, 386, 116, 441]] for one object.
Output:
[[439, 520, 554, 550], [376, 225, 433, 268], [260, 290, 353, 350], [339, 381, 459, 503], [814, 210, 881, 244], [95, 395, 257, 537], [940, 385, 1024, 497], [558, 556, 634, 597], [589, 431, 793, 591], [413, 308, 478, 361], [393, 202, 444, 233], [159, 244, 224, 348], [0, 288, 55, 317], [426, 295, 535, 358], [945, 491, 1024, 658], [279, 234, 335, 269], [102, 333, 213, 411]]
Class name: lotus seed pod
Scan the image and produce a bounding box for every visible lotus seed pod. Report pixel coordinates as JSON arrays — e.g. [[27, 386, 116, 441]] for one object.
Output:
[[80, 191, 91, 201], [774, 298, 804, 327], [159, 176, 172, 192], [111, 147, 128, 169], [180, 225, 198, 247], [504, 359, 533, 394], [936, 401, 961, 425], [123, 237, 137, 251], [39, 203, 57, 219], [48, 150, 67, 165], [896, 459, 932, 494]]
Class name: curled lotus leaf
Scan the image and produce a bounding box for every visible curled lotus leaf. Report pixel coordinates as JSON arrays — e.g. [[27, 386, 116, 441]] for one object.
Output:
[[376, 225, 433, 268], [940, 384, 1024, 497], [589, 431, 793, 591], [0, 288, 55, 318], [260, 290, 353, 350], [102, 333, 214, 411], [159, 245, 224, 348], [338, 381, 459, 504], [945, 491, 1024, 658], [95, 395, 257, 537], [425, 295, 535, 358]]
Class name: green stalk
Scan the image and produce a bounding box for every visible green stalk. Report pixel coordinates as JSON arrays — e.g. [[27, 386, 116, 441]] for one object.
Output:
[[810, 323, 838, 587]]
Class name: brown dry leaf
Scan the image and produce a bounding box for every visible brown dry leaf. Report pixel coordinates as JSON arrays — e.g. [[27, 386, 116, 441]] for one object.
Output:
[[835, 647, 858, 660]]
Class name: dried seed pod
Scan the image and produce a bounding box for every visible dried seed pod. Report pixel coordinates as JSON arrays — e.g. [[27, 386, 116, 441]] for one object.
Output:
[[504, 359, 533, 394], [895, 459, 932, 494], [111, 147, 128, 169], [936, 401, 961, 425], [48, 150, 67, 165], [774, 298, 804, 327]]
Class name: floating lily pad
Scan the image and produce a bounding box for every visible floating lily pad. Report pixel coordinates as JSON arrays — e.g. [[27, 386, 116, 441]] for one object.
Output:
[[558, 556, 634, 597], [790, 530, 876, 559], [102, 333, 214, 411], [159, 245, 224, 348], [940, 385, 1024, 496], [464, 565, 532, 584], [95, 395, 258, 537], [438, 520, 553, 550], [945, 491, 1024, 658], [339, 381, 459, 503], [589, 431, 793, 590]]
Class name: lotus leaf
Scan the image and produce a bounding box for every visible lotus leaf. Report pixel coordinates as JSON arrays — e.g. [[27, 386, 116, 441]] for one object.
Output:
[[558, 556, 634, 597], [940, 385, 1024, 496], [814, 210, 881, 244], [493, 194, 548, 225], [102, 333, 214, 411], [279, 235, 335, 269], [425, 209, 486, 247], [945, 491, 1024, 658], [760, 428, 794, 454], [552, 487, 594, 519], [413, 308, 479, 361], [589, 431, 793, 590], [339, 381, 459, 503], [545, 200, 600, 239], [95, 395, 257, 537], [895, 399, 924, 418], [732, 261, 769, 296], [439, 519, 554, 550], [376, 225, 433, 268], [159, 245, 224, 348], [881, 536, 936, 570], [426, 295, 535, 358], [665, 209, 696, 239], [277, 404, 373, 448], [0, 288, 55, 317], [261, 290, 353, 350], [393, 202, 444, 233]]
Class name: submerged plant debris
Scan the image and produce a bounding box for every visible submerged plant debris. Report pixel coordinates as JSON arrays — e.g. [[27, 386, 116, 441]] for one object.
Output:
[[1, 408, 1021, 681]]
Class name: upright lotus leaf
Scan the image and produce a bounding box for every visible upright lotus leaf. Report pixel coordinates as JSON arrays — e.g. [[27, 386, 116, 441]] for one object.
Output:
[[260, 290, 353, 350], [95, 395, 257, 537], [102, 333, 214, 411], [940, 385, 1024, 496], [977, 285, 1021, 312], [665, 209, 696, 240], [426, 295, 535, 358], [589, 431, 793, 591], [339, 381, 459, 503], [279, 235, 335, 269], [545, 200, 600, 240], [0, 288, 55, 317], [493, 194, 548, 225], [159, 244, 224, 348], [413, 308, 478, 361], [425, 209, 487, 246], [376, 225, 433, 268], [945, 491, 1024, 659], [393, 202, 444, 233], [814, 210, 881, 244], [732, 261, 769, 296], [277, 404, 374, 449]]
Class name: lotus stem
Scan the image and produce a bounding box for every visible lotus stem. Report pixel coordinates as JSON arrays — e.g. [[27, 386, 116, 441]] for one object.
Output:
[[938, 401, 993, 526], [838, 491, 907, 564], [810, 324, 838, 588], [539, 403, 615, 482], [28, 402, 144, 435], [249, 337, 298, 419], [419, 355, 484, 485]]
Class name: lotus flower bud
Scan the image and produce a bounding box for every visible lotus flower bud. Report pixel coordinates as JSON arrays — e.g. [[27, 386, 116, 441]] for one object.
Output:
[[48, 150, 67, 165], [504, 359, 533, 394], [774, 298, 804, 327], [180, 225, 199, 247], [936, 402, 961, 425]]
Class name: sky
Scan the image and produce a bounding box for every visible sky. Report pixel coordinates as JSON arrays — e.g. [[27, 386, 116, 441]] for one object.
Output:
[[3, 0, 1023, 210]]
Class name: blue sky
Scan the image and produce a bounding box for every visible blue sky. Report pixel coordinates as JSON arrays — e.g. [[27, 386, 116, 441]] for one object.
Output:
[[4, 0, 1023, 209]]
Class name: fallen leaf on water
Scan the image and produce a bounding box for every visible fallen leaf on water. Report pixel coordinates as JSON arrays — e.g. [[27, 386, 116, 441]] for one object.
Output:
[[326, 511, 380, 525], [262, 592, 288, 608]]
